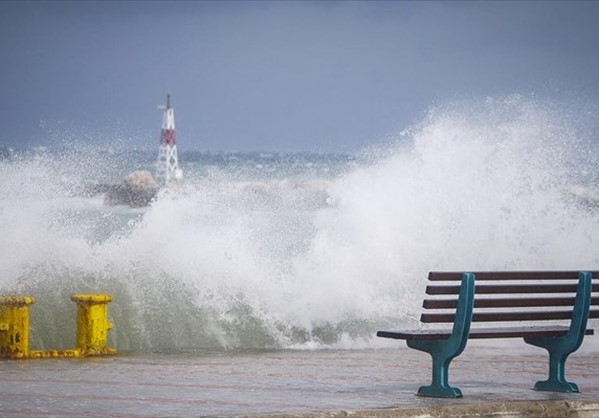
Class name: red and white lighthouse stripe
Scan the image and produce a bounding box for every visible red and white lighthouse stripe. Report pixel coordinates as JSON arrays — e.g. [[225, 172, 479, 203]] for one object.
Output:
[[156, 92, 182, 185], [160, 93, 176, 145]]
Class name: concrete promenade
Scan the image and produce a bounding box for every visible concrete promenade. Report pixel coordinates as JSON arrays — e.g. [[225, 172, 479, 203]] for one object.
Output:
[[1, 342, 598, 417], [255, 400, 599, 418]]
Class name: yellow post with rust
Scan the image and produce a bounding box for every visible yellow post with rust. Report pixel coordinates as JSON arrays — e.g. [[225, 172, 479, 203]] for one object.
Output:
[[0, 296, 36, 359], [70, 294, 116, 356]]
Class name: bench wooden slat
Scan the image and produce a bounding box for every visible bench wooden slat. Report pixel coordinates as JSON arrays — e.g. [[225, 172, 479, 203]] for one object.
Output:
[[423, 296, 599, 309], [426, 283, 599, 295], [428, 271, 599, 281], [424, 297, 573, 309], [377, 326, 594, 341], [377, 329, 453, 340], [422, 310, 586, 323], [469, 326, 595, 339]]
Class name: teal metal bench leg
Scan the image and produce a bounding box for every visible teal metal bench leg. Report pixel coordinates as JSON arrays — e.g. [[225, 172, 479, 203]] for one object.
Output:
[[524, 336, 580, 392], [524, 271, 592, 393], [532, 349, 578, 392], [407, 341, 463, 397], [407, 273, 475, 398]]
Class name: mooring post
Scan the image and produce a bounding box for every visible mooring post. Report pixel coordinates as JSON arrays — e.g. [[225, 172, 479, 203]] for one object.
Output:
[[70, 294, 116, 356], [0, 296, 36, 359]]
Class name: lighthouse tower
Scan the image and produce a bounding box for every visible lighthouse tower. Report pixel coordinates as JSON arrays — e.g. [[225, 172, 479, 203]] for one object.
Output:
[[156, 92, 183, 185]]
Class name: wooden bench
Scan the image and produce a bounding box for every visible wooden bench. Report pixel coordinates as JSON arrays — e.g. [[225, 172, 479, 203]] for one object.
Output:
[[377, 271, 598, 398]]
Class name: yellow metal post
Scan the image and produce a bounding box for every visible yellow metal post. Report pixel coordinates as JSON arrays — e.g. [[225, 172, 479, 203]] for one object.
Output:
[[0, 296, 36, 359], [71, 294, 116, 356]]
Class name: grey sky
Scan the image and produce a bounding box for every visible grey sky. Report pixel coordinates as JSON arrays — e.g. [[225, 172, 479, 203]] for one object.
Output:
[[1, 1, 599, 153]]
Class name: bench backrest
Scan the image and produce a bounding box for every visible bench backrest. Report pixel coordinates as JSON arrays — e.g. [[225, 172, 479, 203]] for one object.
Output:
[[421, 271, 599, 325]]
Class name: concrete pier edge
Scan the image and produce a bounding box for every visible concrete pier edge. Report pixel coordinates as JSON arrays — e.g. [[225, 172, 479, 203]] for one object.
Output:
[[238, 399, 599, 418]]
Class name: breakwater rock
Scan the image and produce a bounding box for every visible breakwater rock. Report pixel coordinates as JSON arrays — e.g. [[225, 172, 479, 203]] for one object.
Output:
[[103, 170, 159, 207]]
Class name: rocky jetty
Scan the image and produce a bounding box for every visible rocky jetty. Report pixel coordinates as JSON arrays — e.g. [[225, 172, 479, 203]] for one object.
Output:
[[103, 170, 159, 207]]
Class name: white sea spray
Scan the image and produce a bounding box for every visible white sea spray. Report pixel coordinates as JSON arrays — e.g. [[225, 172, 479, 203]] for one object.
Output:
[[1, 95, 598, 352]]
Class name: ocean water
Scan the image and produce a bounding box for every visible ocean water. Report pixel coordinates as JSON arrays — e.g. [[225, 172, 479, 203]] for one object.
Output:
[[1, 95, 599, 354]]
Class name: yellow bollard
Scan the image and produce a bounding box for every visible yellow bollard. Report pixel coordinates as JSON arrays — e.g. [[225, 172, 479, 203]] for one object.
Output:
[[0, 296, 36, 359], [70, 294, 116, 356]]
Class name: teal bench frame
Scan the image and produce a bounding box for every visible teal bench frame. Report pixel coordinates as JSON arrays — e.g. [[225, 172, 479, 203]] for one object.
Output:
[[377, 271, 596, 398]]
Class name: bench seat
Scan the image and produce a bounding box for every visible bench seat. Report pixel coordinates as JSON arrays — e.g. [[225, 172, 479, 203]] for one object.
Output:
[[378, 326, 594, 341]]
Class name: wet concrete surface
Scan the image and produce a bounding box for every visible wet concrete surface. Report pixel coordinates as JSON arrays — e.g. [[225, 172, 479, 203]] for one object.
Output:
[[1, 342, 598, 417]]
